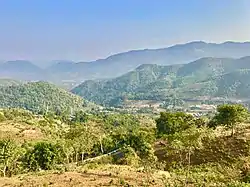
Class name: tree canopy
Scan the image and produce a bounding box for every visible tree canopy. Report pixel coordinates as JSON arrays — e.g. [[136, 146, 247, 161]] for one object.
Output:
[[156, 111, 195, 136], [212, 104, 249, 135]]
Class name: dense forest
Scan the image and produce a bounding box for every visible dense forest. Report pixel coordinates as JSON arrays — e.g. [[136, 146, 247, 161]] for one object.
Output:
[[1, 104, 250, 186], [0, 81, 91, 114]]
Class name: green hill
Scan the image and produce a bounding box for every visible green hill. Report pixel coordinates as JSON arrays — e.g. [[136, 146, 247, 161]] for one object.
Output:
[[72, 57, 250, 106], [0, 81, 89, 113], [213, 69, 250, 98]]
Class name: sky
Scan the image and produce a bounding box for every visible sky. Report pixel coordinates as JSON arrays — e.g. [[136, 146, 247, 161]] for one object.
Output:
[[0, 0, 250, 62]]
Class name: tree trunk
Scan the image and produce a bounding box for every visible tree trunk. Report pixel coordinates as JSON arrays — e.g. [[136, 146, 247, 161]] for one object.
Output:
[[231, 124, 234, 137], [186, 148, 191, 186], [100, 138, 104, 154], [81, 152, 84, 162], [3, 166, 6, 177], [75, 153, 78, 163], [66, 154, 69, 164]]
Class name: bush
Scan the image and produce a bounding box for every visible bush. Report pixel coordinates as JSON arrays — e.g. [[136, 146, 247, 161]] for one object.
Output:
[[0, 112, 6, 122], [3, 109, 33, 120], [0, 139, 23, 177], [23, 141, 64, 171], [113, 146, 140, 166]]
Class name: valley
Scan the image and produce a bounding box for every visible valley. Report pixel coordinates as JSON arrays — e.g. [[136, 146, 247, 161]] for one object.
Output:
[[1, 41, 250, 186], [2, 1, 250, 185]]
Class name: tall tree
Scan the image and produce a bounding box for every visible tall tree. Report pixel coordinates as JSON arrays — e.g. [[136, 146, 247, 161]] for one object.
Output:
[[213, 104, 249, 136], [156, 111, 194, 136]]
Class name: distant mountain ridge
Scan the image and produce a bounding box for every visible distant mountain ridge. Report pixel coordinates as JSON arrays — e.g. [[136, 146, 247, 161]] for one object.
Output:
[[1, 41, 250, 87], [0, 60, 47, 81], [71, 56, 250, 106], [0, 79, 21, 87]]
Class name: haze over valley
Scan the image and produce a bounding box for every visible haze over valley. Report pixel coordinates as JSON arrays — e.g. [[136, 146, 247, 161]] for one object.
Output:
[[1, 41, 250, 88]]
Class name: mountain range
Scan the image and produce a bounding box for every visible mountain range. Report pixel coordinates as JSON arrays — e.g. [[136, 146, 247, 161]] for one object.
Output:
[[71, 57, 250, 106], [1, 41, 250, 88]]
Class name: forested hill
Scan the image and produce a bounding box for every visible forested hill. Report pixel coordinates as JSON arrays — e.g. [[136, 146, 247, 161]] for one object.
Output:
[[0, 81, 89, 113], [72, 57, 250, 106]]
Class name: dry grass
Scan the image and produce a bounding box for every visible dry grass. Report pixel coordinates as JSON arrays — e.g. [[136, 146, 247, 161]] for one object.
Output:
[[0, 120, 44, 142], [0, 165, 169, 187]]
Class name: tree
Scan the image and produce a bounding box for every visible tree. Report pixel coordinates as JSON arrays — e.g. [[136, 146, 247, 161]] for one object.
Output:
[[64, 124, 99, 163], [110, 129, 155, 158], [167, 126, 213, 184], [212, 104, 249, 136], [194, 117, 207, 128], [0, 139, 23, 177], [156, 111, 194, 136], [24, 141, 64, 171], [70, 111, 88, 123]]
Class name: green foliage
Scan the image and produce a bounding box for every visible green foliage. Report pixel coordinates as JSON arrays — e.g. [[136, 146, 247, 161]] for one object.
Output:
[[102, 114, 140, 131], [0, 81, 88, 113], [3, 108, 33, 120], [156, 111, 195, 136], [194, 116, 207, 128], [72, 57, 250, 106], [115, 146, 140, 166], [63, 124, 99, 162], [168, 126, 210, 151], [23, 141, 64, 171], [0, 112, 6, 122], [108, 128, 156, 159], [166, 126, 214, 171], [70, 111, 88, 123], [212, 104, 249, 135], [0, 139, 23, 177], [1, 105, 250, 186]]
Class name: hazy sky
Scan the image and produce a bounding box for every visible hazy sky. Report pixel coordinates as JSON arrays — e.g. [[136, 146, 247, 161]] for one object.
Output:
[[0, 0, 250, 61]]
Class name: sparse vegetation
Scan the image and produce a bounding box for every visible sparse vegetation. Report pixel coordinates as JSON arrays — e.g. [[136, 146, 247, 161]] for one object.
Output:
[[0, 103, 250, 186]]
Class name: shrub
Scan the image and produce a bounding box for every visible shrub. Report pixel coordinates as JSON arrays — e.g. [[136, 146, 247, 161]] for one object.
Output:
[[114, 146, 140, 166], [0, 112, 6, 122], [23, 141, 64, 171], [0, 139, 23, 177]]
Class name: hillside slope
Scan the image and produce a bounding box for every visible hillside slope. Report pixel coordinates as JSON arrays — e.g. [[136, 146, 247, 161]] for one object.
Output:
[[0, 81, 88, 113], [72, 57, 250, 106]]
